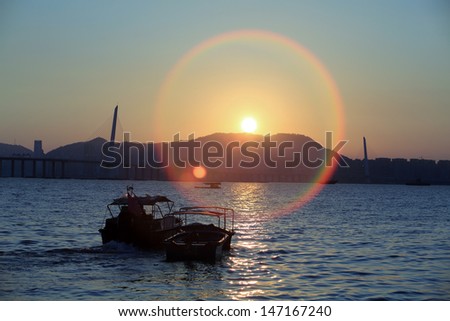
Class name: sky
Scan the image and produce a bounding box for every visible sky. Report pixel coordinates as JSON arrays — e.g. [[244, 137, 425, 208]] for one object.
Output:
[[1, 0, 449, 160]]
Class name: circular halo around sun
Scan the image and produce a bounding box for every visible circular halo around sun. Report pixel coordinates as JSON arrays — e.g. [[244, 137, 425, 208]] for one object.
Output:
[[154, 29, 345, 216], [241, 117, 257, 133]]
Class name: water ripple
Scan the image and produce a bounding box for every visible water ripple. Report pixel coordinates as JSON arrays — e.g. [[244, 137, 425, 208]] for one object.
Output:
[[1, 179, 450, 300]]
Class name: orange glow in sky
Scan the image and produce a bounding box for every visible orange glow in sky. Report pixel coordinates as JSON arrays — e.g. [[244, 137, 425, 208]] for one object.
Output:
[[153, 29, 345, 149], [1, 2, 449, 160]]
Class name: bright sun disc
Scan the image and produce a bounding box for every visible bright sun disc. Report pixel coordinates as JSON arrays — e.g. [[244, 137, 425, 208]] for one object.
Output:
[[241, 117, 257, 133]]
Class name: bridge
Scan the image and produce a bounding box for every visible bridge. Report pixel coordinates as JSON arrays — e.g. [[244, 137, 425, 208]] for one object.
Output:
[[0, 157, 95, 179], [0, 106, 125, 179], [0, 156, 165, 180]]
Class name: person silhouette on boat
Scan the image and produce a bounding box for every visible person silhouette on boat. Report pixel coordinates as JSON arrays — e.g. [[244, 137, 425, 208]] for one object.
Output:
[[127, 190, 145, 216]]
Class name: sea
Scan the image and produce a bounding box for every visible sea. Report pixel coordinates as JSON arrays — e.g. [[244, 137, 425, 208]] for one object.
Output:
[[0, 178, 449, 301]]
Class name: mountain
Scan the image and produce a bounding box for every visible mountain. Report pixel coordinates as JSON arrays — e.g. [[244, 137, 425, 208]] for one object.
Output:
[[195, 132, 315, 145], [0, 143, 33, 157], [193, 132, 337, 167], [46, 137, 107, 161], [153, 132, 338, 182]]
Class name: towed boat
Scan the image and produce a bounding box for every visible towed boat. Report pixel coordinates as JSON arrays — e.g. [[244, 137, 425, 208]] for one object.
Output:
[[99, 186, 183, 249], [164, 206, 235, 262]]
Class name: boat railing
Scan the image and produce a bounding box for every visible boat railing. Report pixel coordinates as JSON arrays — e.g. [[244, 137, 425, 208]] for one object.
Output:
[[107, 199, 175, 219], [173, 206, 235, 232]]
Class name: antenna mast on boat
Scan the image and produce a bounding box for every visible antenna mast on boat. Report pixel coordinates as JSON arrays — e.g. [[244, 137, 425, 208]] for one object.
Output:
[[110, 105, 118, 144], [363, 137, 370, 183]]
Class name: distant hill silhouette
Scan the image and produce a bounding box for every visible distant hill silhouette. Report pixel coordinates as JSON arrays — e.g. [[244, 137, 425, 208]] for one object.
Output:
[[196, 132, 315, 145], [46, 137, 107, 161], [193, 132, 341, 169], [2, 133, 449, 184], [149, 132, 339, 182], [0, 143, 32, 157]]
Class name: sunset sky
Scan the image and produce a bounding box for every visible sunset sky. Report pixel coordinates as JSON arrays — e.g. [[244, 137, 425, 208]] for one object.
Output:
[[1, 1, 449, 160]]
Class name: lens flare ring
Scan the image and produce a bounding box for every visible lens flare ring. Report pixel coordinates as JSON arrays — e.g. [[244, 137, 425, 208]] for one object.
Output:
[[154, 29, 345, 215]]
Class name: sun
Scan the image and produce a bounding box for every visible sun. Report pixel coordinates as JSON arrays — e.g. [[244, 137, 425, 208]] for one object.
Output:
[[241, 117, 257, 133]]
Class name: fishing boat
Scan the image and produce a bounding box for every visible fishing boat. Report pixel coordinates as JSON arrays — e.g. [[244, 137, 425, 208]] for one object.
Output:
[[164, 206, 235, 262], [194, 182, 222, 189], [99, 186, 183, 249]]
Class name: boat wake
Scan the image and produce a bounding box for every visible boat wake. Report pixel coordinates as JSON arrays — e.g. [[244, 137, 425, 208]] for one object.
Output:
[[45, 241, 144, 254], [0, 242, 143, 257], [100, 240, 142, 253]]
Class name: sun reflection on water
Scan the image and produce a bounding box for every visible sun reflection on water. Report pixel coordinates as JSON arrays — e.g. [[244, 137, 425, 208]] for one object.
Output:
[[224, 184, 281, 299], [169, 182, 372, 300]]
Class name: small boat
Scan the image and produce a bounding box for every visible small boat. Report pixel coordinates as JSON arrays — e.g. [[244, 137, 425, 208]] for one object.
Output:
[[164, 206, 235, 262], [194, 182, 222, 189], [99, 186, 183, 249]]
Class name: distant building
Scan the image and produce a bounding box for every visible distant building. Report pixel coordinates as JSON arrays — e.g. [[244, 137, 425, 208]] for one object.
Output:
[[33, 140, 45, 158]]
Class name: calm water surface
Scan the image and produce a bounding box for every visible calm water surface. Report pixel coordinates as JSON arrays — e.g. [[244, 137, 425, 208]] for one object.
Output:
[[0, 178, 449, 300]]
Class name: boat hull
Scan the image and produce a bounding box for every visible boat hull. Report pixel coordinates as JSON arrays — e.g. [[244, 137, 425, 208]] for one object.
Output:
[[99, 214, 182, 249], [164, 226, 233, 262]]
